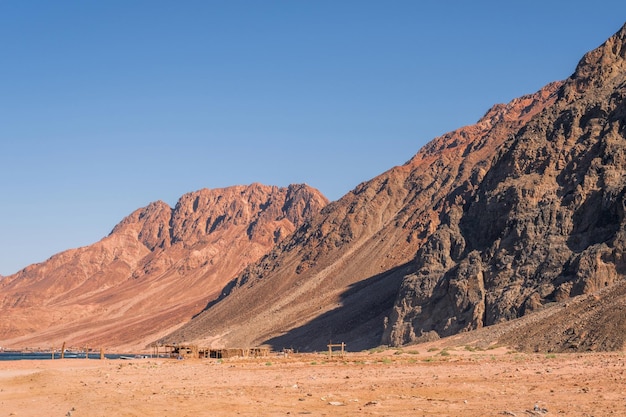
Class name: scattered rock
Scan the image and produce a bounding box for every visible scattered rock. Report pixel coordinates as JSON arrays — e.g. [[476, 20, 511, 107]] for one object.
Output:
[[524, 404, 549, 415]]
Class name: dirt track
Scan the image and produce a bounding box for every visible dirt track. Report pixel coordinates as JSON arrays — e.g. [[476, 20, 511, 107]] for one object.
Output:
[[1, 346, 625, 416]]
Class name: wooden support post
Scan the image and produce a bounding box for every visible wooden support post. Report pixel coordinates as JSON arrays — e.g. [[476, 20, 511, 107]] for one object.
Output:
[[61, 342, 66, 359], [100, 347, 105, 360], [51, 347, 55, 360]]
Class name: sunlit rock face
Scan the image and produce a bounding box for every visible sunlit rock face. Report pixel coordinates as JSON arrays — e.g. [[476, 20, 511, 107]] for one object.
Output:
[[0, 183, 328, 351]]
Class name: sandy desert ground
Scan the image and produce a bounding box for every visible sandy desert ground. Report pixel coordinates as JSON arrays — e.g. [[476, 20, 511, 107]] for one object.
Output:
[[1, 344, 625, 417]]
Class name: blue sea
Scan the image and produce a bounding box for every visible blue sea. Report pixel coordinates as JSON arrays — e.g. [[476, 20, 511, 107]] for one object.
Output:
[[0, 351, 143, 361]]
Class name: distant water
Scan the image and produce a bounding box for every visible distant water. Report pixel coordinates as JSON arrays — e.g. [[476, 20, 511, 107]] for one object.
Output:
[[0, 352, 143, 361]]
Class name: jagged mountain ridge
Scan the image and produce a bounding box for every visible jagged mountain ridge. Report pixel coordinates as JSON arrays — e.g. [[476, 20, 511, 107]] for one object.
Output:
[[168, 23, 626, 352], [384, 22, 626, 348], [165, 81, 563, 351], [0, 183, 328, 350], [4, 24, 626, 354]]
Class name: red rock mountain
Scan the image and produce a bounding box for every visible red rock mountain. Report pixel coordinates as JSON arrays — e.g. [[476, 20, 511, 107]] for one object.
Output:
[[5, 24, 626, 354], [0, 183, 328, 351], [166, 23, 626, 352]]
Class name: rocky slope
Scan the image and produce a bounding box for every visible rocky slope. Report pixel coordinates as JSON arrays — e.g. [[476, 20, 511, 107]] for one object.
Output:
[[165, 76, 563, 351], [168, 23, 626, 353], [5, 24, 626, 354], [0, 183, 328, 350], [417, 279, 626, 353], [384, 22, 626, 348]]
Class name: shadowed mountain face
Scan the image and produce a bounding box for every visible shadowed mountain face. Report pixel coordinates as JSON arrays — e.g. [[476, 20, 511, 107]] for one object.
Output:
[[167, 23, 626, 353], [0, 183, 328, 351]]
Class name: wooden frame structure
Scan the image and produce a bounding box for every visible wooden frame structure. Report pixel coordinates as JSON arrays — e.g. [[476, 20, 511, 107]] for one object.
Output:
[[327, 342, 346, 359], [166, 344, 270, 359]]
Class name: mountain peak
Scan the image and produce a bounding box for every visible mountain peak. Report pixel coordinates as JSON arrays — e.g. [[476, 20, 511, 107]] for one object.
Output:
[[566, 22, 626, 96], [0, 183, 328, 350], [167, 23, 626, 353], [384, 23, 626, 349]]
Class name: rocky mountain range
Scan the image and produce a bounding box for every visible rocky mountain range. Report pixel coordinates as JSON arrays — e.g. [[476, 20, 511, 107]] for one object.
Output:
[[384, 24, 626, 348], [165, 22, 626, 352], [3, 23, 626, 353], [163, 81, 563, 351], [0, 184, 328, 350]]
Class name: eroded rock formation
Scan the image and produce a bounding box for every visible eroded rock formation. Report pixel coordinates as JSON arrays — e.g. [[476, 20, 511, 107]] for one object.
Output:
[[384, 23, 626, 347]]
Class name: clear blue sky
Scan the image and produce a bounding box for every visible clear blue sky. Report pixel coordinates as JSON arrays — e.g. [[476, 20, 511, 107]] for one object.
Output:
[[1, 1, 625, 275]]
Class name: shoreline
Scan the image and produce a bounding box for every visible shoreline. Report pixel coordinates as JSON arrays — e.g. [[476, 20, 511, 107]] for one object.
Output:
[[0, 351, 157, 361]]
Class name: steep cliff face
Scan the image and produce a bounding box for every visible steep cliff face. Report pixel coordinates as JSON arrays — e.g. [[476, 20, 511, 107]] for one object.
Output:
[[166, 81, 562, 351], [384, 23, 626, 347], [0, 183, 327, 350]]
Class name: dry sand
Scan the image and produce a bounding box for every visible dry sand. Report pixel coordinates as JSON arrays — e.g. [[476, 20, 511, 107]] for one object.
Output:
[[1, 345, 625, 416]]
